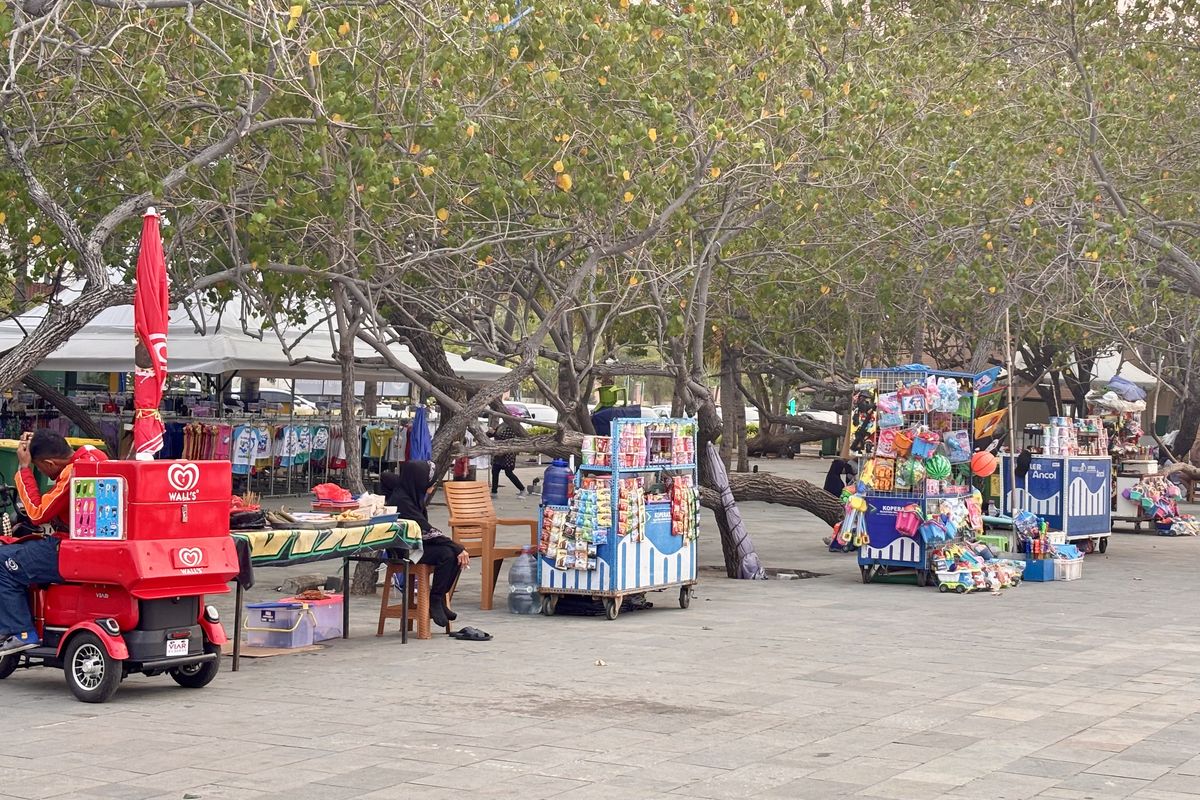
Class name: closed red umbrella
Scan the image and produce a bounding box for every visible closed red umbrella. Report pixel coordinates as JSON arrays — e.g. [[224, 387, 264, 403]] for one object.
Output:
[[132, 207, 169, 460]]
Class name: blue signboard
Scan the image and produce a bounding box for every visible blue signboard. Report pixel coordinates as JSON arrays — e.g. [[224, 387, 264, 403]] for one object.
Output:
[[1065, 458, 1111, 535], [1023, 457, 1065, 531]]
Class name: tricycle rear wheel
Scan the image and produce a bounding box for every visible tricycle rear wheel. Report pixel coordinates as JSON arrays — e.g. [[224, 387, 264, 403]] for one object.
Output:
[[171, 644, 222, 689], [0, 654, 16, 680], [64, 632, 122, 704]]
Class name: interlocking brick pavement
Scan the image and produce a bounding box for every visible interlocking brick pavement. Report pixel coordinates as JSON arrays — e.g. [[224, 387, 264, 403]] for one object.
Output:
[[2, 459, 1199, 800]]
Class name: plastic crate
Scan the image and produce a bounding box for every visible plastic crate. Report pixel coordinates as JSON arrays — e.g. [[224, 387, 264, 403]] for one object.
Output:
[[281, 594, 343, 641], [1055, 558, 1083, 581], [1021, 559, 1057, 582], [244, 601, 315, 649], [976, 534, 1009, 553], [1048, 531, 1067, 545]]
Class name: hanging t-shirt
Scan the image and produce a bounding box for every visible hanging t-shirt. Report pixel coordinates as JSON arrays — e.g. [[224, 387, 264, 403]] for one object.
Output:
[[231, 426, 257, 475], [365, 426, 394, 459], [312, 426, 330, 461], [387, 425, 408, 463], [330, 432, 348, 470], [213, 425, 234, 461], [254, 426, 272, 468]]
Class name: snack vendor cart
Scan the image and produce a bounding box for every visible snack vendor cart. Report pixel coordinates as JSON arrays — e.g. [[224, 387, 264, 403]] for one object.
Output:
[[994, 455, 1113, 552], [538, 418, 699, 619]]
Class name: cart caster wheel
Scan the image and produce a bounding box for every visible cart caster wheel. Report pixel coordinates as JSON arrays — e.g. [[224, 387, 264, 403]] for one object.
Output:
[[541, 595, 558, 616], [916, 569, 929, 588], [0, 654, 16, 680], [1098, 538, 1108, 554], [604, 598, 620, 620], [64, 632, 122, 704], [938, 584, 949, 593], [860, 566, 873, 584], [679, 587, 692, 609], [171, 644, 221, 689]]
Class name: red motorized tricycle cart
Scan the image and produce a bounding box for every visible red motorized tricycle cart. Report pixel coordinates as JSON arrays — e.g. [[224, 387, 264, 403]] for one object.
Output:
[[0, 459, 237, 703]]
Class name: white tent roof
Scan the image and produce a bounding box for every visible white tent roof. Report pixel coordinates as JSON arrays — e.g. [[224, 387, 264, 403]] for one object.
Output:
[[1012, 349, 1159, 390], [0, 293, 508, 383]]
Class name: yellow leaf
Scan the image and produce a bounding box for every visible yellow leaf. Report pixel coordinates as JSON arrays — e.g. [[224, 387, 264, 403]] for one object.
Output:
[[31, 234, 41, 245], [392, 176, 400, 186], [509, 46, 519, 59], [183, 136, 191, 147], [651, 28, 664, 41], [308, 50, 320, 67], [1024, 196, 1033, 206], [420, 165, 435, 177], [648, 128, 657, 142], [623, 191, 634, 203], [620, 0, 629, 8], [622, 169, 631, 181], [709, 167, 721, 179], [338, 21, 350, 36], [985, 241, 993, 251], [819, 44, 828, 54], [820, 285, 830, 295], [466, 123, 476, 138], [598, 76, 607, 86], [730, 9, 739, 26], [1168, 93, 1176, 102], [841, 81, 850, 96], [556, 172, 573, 192], [553, 160, 565, 173], [436, 208, 449, 222], [0, 212, 5, 224], [409, 143, 422, 154], [287, 4, 302, 30], [331, 113, 344, 123], [988, 286, 997, 294], [801, 88, 813, 100], [629, 275, 639, 285], [757, 71, 767, 82], [1055, 145, 1064, 155], [963, 107, 973, 117]]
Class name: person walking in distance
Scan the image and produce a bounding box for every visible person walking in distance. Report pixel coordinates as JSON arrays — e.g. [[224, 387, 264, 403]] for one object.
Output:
[[488, 417, 526, 497]]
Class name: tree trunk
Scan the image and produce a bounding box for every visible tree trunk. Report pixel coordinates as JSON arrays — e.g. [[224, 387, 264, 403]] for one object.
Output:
[[719, 341, 736, 469], [1173, 395, 1200, 464], [702, 472, 843, 527], [363, 382, 378, 417]]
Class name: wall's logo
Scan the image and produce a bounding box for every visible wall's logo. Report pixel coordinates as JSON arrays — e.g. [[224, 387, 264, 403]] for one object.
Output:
[[167, 463, 200, 501], [167, 463, 199, 493], [174, 548, 205, 570]]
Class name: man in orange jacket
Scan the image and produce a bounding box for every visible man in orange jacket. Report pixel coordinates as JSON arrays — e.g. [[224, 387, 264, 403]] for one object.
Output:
[[0, 431, 107, 655]]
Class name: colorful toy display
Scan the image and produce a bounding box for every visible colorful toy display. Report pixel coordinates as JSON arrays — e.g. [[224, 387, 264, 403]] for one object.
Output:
[[1122, 476, 1200, 536]]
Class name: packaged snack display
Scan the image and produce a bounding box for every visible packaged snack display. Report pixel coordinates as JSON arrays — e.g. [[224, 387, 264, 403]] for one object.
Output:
[[538, 418, 700, 615]]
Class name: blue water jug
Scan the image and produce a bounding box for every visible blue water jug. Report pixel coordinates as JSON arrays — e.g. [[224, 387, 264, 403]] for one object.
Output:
[[542, 458, 573, 506]]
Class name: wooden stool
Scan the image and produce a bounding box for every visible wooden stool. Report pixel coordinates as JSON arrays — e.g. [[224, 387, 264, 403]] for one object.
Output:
[[377, 562, 452, 641]]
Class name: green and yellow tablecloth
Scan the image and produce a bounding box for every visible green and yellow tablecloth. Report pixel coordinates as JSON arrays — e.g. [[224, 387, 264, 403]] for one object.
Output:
[[231, 520, 422, 587]]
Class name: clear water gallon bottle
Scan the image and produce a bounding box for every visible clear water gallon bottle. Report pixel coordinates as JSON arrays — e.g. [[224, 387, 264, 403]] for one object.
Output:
[[507, 545, 540, 615]]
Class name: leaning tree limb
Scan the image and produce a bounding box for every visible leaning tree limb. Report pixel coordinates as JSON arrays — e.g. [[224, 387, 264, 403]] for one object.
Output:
[[701, 472, 843, 527]]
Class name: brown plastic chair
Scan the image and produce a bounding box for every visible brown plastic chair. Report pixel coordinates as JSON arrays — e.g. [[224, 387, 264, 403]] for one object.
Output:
[[377, 561, 455, 640], [444, 481, 537, 610]]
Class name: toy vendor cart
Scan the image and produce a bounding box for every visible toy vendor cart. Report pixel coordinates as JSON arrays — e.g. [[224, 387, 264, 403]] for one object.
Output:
[[843, 366, 999, 586], [0, 459, 238, 702], [538, 418, 699, 619]]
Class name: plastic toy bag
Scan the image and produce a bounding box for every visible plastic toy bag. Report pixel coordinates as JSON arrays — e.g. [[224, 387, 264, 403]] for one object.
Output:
[[911, 430, 941, 459], [876, 393, 903, 429], [944, 430, 971, 463], [1013, 510, 1040, 537]]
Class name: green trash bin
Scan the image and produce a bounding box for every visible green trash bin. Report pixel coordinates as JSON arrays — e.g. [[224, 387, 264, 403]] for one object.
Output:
[[820, 436, 840, 457]]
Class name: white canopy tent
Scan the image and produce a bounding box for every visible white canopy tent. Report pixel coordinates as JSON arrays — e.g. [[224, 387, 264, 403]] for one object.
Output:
[[0, 293, 509, 383]]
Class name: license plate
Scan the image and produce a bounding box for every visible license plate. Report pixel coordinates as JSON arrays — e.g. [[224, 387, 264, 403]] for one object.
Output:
[[166, 639, 189, 657]]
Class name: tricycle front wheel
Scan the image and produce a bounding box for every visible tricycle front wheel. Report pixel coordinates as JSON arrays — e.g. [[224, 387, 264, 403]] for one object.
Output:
[[171, 644, 221, 689], [64, 632, 122, 704]]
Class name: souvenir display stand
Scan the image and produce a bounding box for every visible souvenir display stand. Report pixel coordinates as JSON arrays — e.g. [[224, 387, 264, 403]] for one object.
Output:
[[843, 366, 995, 587], [537, 419, 699, 620]]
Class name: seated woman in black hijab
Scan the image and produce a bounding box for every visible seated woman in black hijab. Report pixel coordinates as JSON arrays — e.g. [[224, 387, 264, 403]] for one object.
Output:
[[380, 461, 469, 628]]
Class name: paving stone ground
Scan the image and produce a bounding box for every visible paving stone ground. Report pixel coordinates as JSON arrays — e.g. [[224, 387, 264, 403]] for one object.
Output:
[[3, 457, 1199, 800]]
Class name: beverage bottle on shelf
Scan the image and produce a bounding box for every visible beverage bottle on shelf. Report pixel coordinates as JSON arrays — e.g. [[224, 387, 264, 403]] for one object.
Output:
[[507, 545, 541, 615]]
